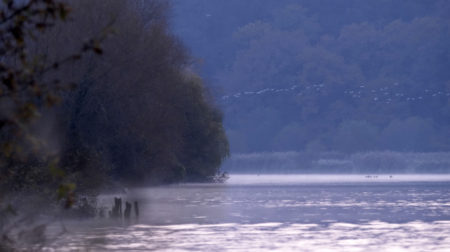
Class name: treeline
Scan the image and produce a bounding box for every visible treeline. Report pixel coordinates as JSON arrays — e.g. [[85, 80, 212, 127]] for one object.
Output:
[[223, 151, 450, 174], [0, 0, 229, 196], [172, 0, 450, 153]]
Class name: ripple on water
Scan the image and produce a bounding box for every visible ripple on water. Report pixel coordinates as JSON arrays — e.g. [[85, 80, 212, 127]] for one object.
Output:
[[43, 176, 450, 251], [45, 221, 450, 252]]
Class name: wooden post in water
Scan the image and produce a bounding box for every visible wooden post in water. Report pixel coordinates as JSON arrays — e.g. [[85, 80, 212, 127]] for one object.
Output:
[[111, 197, 123, 218], [118, 198, 122, 217], [124, 201, 132, 219], [134, 201, 139, 218], [110, 198, 136, 219]]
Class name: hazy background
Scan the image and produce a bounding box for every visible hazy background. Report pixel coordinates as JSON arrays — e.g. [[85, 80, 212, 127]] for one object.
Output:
[[168, 0, 450, 173], [170, 0, 449, 154]]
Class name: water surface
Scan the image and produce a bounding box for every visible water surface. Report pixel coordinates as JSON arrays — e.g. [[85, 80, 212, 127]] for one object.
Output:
[[46, 174, 450, 251]]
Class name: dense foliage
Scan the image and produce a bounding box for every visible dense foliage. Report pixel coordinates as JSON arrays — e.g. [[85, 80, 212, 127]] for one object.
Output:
[[172, 0, 450, 153], [0, 0, 229, 195]]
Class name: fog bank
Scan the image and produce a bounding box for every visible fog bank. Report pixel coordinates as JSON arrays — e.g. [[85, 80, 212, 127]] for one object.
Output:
[[222, 151, 450, 174]]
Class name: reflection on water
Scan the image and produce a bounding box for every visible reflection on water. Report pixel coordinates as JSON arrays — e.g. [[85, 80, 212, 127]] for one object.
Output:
[[45, 175, 450, 251], [48, 221, 450, 251]]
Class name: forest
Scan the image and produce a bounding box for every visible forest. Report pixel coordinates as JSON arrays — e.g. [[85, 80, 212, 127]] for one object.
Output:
[[0, 0, 229, 205], [172, 0, 450, 153]]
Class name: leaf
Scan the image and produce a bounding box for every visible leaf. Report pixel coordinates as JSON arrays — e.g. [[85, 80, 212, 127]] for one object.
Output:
[[72, 54, 81, 60], [57, 183, 76, 208], [45, 93, 61, 106], [93, 46, 103, 55], [10, 26, 24, 43], [2, 142, 13, 157], [57, 184, 70, 199], [49, 158, 65, 178], [35, 22, 47, 31], [58, 4, 70, 20], [19, 103, 39, 120], [3, 71, 16, 90]]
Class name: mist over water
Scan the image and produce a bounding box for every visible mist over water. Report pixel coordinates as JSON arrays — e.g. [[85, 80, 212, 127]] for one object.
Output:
[[228, 174, 450, 184], [222, 151, 450, 173], [46, 174, 450, 251]]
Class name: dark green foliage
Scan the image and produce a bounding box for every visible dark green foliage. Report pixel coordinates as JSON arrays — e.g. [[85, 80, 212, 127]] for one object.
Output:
[[58, 1, 230, 185], [1, 0, 229, 196], [0, 0, 110, 201], [179, 76, 230, 181], [54, 0, 229, 186], [62, 0, 228, 185], [0, 0, 105, 161]]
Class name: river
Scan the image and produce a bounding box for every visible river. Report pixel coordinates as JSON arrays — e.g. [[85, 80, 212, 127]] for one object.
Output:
[[45, 174, 450, 251]]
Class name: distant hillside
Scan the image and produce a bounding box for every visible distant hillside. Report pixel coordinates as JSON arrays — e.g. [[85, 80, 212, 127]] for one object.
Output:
[[172, 0, 450, 153]]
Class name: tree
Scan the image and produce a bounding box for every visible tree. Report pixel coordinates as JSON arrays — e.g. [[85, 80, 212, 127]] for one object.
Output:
[[0, 0, 105, 195], [35, 0, 230, 185]]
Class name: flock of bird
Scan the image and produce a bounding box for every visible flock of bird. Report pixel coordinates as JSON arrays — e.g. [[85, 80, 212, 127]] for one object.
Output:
[[221, 83, 450, 105]]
